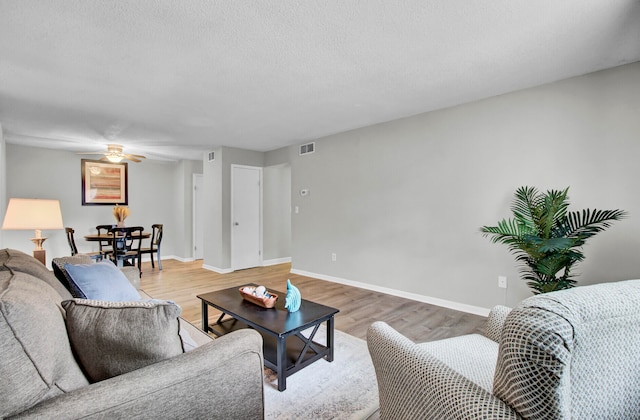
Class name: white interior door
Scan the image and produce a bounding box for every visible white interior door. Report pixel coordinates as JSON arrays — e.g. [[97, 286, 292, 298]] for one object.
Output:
[[193, 174, 204, 260], [231, 165, 262, 270]]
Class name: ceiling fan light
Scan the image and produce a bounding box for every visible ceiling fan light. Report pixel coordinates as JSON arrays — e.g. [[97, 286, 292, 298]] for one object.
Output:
[[106, 153, 124, 163], [78, 144, 144, 162]]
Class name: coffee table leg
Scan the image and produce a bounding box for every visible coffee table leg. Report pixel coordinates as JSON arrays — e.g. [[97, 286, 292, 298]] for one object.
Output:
[[327, 317, 335, 362], [277, 336, 287, 391], [201, 301, 208, 332]]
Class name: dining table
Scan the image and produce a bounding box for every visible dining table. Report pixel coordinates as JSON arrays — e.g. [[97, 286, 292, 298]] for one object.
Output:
[[83, 232, 151, 242], [84, 231, 151, 267]]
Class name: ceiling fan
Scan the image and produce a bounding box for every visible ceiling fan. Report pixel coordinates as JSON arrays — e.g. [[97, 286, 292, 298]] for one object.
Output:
[[77, 144, 146, 163]]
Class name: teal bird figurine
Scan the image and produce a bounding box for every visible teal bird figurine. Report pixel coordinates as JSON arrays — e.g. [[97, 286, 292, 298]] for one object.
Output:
[[284, 279, 301, 312]]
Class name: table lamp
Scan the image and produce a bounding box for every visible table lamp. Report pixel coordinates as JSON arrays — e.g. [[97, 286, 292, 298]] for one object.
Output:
[[2, 198, 64, 265]]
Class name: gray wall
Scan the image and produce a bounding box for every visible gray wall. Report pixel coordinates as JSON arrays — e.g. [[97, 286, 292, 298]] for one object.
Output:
[[203, 147, 224, 269], [201, 146, 292, 270], [175, 159, 204, 258], [202, 146, 268, 270], [263, 164, 291, 261], [0, 123, 5, 249], [1, 144, 202, 267], [263, 147, 294, 263], [287, 62, 640, 311]]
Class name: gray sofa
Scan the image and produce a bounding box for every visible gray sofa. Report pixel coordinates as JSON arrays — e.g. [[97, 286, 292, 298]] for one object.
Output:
[[367, 279, 640, 419], [1, 248, 265, 419]]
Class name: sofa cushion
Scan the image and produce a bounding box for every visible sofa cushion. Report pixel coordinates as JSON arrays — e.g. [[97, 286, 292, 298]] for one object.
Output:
[[0, 271, 89, 418], [0, 248, 73, 300], [62, 299, 185, 382], [419, 334, 498, 393], [137, 289, 211, 350], [63, 261, 141, 301]]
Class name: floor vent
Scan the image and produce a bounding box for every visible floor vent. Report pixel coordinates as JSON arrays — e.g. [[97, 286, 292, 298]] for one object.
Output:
[[299, 142, 315, 155], [208, 151, 215, 161]]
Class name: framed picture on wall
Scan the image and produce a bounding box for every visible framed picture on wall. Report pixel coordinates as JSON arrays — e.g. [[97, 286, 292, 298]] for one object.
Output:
[[81, 159, 128, 205]]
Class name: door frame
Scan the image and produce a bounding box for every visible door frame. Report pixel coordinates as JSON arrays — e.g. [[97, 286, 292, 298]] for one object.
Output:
[[230, 164, 263, 270]]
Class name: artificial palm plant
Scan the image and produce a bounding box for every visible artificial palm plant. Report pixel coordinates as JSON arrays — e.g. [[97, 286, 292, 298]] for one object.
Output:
[[481, 186, 626, 294]]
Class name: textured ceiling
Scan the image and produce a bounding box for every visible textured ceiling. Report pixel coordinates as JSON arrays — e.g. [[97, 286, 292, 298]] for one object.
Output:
[[1, 1, 639, 161]]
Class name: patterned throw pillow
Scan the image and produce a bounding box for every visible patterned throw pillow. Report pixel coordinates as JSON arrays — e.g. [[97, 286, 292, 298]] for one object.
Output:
[[62, 299, 185, 382]]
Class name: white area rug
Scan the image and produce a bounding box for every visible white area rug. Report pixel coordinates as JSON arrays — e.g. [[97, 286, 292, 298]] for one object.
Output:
[[263, 325, 379, 419]]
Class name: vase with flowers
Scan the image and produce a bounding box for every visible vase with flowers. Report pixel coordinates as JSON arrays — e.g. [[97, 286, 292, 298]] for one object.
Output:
[[113, 205, 130, 228]]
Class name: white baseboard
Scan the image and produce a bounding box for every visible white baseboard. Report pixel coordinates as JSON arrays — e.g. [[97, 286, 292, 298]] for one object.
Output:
[[168, 256, 195, 263], [202, 264, 234, 274], [139, 255, 194, 263], [289, 268, 491, 317], [140, 257, 488, 315], [201, 258, 291, 273], [263, 257, 292, 266]]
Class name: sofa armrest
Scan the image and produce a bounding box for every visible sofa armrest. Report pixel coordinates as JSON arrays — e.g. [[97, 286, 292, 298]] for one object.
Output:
[[179, 317, 214, 348], [483, 305, 512, 342], [119, 266, 140, 289], [367, 322, 521, 420], [11, 329, 264, 420]]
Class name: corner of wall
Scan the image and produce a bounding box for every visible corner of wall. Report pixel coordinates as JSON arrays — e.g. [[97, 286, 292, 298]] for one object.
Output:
[[0, 123, 6, 248]]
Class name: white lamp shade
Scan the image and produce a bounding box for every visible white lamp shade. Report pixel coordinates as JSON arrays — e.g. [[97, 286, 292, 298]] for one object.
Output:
[[2, 198, 64, 231]]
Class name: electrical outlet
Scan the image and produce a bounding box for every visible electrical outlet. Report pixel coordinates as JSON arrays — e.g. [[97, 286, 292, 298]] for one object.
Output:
[[498, 276, 507, 289], [331, 253, 337, 262]]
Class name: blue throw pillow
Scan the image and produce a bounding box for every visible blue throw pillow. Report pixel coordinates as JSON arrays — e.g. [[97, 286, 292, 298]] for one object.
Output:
[[63, 261, 141, 301]]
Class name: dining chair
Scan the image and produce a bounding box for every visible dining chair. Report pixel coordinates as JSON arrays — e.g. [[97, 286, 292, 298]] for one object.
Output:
[[108, 226, 144, 274], [139, 223, 163, 270], [96, 224, 115, 259], [65, 227, 102, 260]]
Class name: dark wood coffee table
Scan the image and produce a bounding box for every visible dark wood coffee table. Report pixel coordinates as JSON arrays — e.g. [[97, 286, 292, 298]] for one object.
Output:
[[197, 284, 339, 391]]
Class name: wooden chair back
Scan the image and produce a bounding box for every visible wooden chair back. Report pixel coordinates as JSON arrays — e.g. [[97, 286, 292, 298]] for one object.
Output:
[[150, 224, 163, 249], [96, 224, 115, 253], [140, 224, 164, 270], [65, 227, 79, 255], [109, 226, 143, 251]]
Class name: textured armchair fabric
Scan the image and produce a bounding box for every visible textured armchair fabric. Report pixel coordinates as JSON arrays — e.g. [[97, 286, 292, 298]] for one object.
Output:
[[367, 279, 640, 420], [494, 279, 640, 419], [483, 304, 511, 342], [367, 322, 520, 420]]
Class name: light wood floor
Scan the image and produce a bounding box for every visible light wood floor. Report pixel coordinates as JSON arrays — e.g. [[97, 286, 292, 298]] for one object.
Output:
[[139, 259, 486, 342]]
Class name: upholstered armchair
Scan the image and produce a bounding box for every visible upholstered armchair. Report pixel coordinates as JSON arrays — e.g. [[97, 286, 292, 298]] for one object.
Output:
[[367, 280, 640, 419]]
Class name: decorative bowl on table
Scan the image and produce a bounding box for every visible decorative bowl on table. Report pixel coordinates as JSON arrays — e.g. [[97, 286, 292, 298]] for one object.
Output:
[[239, 286, 278, 309]]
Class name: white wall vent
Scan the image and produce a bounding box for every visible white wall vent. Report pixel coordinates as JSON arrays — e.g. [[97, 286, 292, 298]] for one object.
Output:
[[299, 142, 315, 155], [208, 151, 215, 161]]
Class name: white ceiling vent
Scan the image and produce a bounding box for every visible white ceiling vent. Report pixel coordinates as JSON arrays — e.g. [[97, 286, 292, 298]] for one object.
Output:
[[208, 151, 215, 161], [299, 142, 315, 156]]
